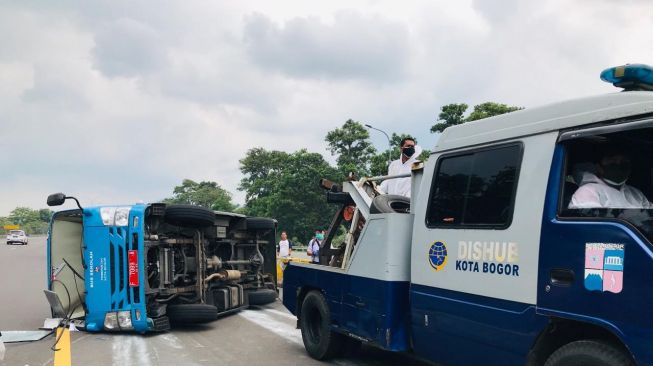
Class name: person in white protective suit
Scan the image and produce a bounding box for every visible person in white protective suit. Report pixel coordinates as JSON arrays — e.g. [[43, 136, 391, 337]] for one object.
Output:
[[379, 137, 422, 198], [569, 148, 653, 209]]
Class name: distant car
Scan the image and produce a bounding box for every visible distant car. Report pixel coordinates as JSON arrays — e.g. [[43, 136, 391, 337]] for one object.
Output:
[[6, 230, 28, 245]]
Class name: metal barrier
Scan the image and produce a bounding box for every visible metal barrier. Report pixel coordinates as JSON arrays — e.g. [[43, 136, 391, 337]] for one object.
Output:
[[276, 256, 312, 286]]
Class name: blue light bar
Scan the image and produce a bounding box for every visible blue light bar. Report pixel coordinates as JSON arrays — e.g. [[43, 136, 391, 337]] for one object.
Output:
[[600, 64, 653, 90]]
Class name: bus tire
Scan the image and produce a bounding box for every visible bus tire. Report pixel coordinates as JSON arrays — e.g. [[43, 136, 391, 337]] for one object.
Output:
[[245, 217, 276, 230], [300, 291, 342, 360], [164, 205, 215, 228], [247, 288, 277, 305], [544, 340, 634, 366], [166, 304, 218, 324]]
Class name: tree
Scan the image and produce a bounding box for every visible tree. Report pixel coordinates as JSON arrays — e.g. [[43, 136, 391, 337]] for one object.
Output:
[[3, 207, 51, 235], [239, 148, 339, 242], [238, 148, 289, 203], [430, 102, 522, 133], [39, 209, 53, 223], [325, 119, 376, 178], [430, 103, 468, 133], [9, 207, 40, 226], [164, 179, 236, 211], [466, 102, 522, 122]]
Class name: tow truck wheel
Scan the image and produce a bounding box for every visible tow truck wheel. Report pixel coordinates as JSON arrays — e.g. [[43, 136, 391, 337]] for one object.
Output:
[[299, 290, 343, 360], [544, 340, 634, 366]]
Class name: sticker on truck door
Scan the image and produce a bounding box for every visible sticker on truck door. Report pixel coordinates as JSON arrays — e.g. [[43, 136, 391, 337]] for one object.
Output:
[[584, 243, 624, 293], [428, 241, 448, 271]]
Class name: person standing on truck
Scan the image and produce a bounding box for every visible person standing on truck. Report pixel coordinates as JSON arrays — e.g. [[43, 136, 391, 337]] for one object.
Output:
[[569, 147, 653, 209], [307, 230, 323, 264], [379, 137, 422, 197]]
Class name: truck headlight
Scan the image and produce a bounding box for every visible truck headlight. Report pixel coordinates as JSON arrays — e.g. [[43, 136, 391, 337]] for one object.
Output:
[[100, 207, 131, 227], [104, 311, 133, 330]]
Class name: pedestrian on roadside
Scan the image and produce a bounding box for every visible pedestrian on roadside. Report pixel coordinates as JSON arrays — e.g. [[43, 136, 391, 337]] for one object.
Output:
[[307, 229, 323, 264], [277, 231, 293, 271], [277, 231, 293, 258]]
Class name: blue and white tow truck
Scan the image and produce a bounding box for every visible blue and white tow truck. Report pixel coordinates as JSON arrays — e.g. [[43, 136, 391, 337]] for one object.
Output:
[[45, 196, 278, 333], [283, 64, 653, 366]]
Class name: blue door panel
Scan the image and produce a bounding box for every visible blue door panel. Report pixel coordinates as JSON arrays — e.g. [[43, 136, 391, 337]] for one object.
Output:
[[538, 144, 653, 365], [282, 265, 410, 351], [411, 284, 545, 366]]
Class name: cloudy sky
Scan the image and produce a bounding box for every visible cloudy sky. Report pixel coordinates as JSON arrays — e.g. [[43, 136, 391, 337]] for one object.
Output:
[[1, 0, 652, 214]]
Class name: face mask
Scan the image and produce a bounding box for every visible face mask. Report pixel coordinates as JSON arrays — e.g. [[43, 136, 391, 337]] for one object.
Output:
[[601, 161, 631, 186], [403, 146, 415, 158], [316, 233, 324, 240]]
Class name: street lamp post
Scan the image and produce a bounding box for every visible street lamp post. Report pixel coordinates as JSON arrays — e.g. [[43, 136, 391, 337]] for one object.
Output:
[[364, 124, 392, 166]]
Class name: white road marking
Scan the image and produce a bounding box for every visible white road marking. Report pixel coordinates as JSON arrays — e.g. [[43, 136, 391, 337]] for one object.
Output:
[[238, 309, 360, 366], [157, 333, 184, 350], [112, 335, 153, 366], [238, 309, 302, 345], [185, 335, 205, 348], [261, 307, 297, 320]]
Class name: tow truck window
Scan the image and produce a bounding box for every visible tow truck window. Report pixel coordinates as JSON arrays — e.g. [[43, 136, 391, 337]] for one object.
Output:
[[559, 126, 653, 244], [426, 143, 522, 229]]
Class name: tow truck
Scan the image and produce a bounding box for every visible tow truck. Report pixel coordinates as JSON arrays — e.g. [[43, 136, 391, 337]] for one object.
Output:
[[283, 64, 653, 366]]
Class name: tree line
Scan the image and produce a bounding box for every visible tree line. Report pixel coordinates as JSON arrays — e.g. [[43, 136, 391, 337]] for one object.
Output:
[[0, 207, 53, 235], [3, 102, 519, 239], [165, 102, 521, 244]]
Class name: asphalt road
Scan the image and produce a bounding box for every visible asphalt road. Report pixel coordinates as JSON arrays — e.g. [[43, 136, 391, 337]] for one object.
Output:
[[0, 236, 430, 366]]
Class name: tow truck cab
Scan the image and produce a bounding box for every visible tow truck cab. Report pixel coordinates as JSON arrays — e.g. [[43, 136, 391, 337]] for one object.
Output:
[[47, 201, 277, 333], [283, 64, 653, 365]]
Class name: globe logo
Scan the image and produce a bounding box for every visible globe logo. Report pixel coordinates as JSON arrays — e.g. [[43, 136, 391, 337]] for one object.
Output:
[[428, 241, 448, 271]]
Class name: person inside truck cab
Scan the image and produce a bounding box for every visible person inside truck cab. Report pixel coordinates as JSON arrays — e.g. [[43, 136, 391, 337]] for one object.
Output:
[[569, 147, 653, 209], [379, 137, 422, 197]]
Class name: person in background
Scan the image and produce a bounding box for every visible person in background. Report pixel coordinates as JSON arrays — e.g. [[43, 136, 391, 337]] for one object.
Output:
[[569, 147, 652, 209], [277, 231, 292, 258], [307, 229, 323, 264], [379, 137, 423, 197]]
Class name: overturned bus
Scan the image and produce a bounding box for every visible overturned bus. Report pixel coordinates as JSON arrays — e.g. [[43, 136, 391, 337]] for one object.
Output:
[[46, 195, 277, 333]]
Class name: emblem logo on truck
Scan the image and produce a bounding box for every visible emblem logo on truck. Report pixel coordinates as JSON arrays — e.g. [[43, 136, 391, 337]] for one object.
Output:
[[428, 241, 448, 271]]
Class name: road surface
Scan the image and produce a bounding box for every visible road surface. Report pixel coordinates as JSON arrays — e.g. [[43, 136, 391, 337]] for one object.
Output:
[[0, 236, 430, 366]]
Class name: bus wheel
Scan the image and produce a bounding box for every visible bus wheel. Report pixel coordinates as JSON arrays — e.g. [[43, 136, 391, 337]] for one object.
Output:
[[299, 291, 342, 360], [545, 340, 634, 366]]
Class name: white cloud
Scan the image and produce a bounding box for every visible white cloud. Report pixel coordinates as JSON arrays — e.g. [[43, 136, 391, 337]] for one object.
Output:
[[243, 11, 410, 82], [92, 17, 167, 78], [1, 0, 653, 215]]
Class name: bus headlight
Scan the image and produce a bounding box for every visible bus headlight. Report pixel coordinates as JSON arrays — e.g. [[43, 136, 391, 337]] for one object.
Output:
[[104, 311, 133, 330], [117, 311, 133, 329], [100, 207, 131, 227], [114, 208, 131, 227]]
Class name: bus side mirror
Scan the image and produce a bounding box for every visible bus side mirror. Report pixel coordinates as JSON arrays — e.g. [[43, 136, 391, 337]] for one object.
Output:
[[47, 193, 66, 207]]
